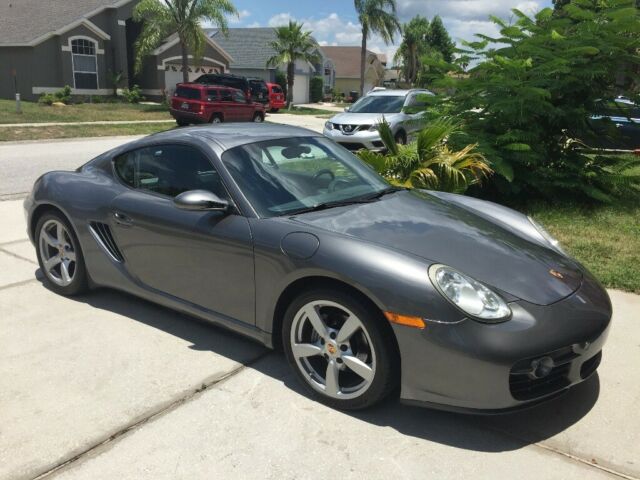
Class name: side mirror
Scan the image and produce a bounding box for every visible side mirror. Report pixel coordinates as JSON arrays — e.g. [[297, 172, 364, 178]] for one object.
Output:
[[174, 190, 229, 212]]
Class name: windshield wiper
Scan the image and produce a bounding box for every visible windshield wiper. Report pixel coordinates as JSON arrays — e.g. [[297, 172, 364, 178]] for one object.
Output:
[[283, 187, 408, 216], [361, 185, 408, 201]]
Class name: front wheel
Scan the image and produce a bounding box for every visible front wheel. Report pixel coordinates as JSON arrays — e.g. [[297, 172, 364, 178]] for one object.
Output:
[[283, 289, 398, 410], [35, 212, 88, 296], [253, 112, 264, 123]]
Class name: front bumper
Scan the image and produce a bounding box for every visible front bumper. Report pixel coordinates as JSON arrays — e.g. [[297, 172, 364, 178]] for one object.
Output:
[[323, 127, 386, 152], [394, 272, 612, 413]]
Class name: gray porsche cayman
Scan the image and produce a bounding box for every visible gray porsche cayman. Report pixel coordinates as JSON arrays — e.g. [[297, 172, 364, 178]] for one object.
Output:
[[24, 124, 611, 412]]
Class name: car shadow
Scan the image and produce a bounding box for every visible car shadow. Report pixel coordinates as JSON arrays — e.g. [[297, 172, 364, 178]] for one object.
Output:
[[38, 278, 600, 454]]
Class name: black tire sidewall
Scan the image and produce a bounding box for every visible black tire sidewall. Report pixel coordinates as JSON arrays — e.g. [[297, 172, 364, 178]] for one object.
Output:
[[282, 288, 398, 410], [35, 212, 88, 296], [253, 112, 264, 122]]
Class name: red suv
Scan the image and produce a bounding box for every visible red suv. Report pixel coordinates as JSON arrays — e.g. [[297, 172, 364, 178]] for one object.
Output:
[[266, 83, 286, 112], [170, 83, 265, 126]]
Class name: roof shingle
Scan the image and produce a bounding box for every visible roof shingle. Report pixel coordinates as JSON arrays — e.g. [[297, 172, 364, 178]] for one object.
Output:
[[206, 28, 279, 70]]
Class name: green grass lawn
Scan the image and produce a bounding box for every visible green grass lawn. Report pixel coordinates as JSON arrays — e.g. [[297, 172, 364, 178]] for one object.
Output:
[[0, 123, 173, 142], [0, 99, 169, 124], [526, 201, 640, 293]]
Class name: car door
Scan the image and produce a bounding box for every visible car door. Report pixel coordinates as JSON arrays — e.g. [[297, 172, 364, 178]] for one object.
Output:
[[109, 143, 255, 325], [232, 90, 253, 121], [219, 89, 238, 122]]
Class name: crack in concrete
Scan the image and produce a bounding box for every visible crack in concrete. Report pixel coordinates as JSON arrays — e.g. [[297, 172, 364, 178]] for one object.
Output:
[[0, 246, 38, 265], [30, 351, 273, 480]]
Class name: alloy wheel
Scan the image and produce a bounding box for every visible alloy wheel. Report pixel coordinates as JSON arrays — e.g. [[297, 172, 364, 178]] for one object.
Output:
[[38, 219, 76, 287], [290, 300, 376, 399]]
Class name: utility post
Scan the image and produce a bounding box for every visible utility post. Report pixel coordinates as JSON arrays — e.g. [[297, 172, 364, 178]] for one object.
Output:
[[11, 68, 21, 114]]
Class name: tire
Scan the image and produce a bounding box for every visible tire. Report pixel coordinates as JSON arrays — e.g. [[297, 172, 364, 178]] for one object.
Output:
[[270, 108, 279, 113], [395, 130, 407, 145], [253, 112, 264, 123], [210, 114, 223, 124], [282, 288, 399, 410], [176, 119, 189, 127], [35, 212, 88, 296]]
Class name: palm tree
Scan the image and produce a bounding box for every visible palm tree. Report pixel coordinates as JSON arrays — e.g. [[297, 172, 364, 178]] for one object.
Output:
[[354, 0, 401, 96], [133, 0, 237, 83], [358, 118, 492, 193], [267, 21, 320, 109]]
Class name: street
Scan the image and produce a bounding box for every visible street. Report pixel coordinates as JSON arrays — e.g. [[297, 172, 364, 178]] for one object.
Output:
[[0, 125, 639, 480]]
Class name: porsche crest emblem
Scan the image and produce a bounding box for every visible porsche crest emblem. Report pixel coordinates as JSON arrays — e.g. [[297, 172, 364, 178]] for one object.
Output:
[[549, 269, 564, 279]]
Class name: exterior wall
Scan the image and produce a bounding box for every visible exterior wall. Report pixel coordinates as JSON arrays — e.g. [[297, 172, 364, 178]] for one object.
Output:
[[335, 78, 360, 96], [0, 47, 35, 100]]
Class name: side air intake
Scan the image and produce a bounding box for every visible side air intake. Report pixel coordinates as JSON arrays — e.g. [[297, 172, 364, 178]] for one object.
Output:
[[89, 221, 124, 263]]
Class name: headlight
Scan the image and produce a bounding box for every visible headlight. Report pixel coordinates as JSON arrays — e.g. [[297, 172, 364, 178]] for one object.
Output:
[[369, 124, 379, 131], [324, 121, 334, 131], [428, 264, 511, 322], [528, 217, 565, 255]]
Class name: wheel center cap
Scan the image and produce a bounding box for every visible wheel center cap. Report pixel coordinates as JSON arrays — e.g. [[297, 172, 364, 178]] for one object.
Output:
[[326, 342, 337, 356]]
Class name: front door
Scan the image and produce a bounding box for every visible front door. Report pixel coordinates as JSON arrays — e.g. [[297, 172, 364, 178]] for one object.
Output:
[[110, 143, 255, 325]]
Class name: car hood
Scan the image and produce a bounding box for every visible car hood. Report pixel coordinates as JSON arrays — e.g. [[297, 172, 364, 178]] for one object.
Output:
[[329, 112, 401, 125], [290, 190, 583, 306]]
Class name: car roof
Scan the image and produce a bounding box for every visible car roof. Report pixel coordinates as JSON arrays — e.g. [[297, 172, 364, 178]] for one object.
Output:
[[176, 83, 240, 92], [120, 124, 323, 153], [366, 89, 432, 97]]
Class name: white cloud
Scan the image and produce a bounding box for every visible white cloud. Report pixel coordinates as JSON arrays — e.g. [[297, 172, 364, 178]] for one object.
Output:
[[228, 9, 251, 24]]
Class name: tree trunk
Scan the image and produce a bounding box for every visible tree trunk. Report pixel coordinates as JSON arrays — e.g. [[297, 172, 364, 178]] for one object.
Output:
[[359, 30, 367, 97], [180, 37, 189, 83], [411, 45, 417, 85], [287, 61, 295, 109]]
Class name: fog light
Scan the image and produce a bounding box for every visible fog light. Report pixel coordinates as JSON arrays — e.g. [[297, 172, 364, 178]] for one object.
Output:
[[529, 356, 554, 380]]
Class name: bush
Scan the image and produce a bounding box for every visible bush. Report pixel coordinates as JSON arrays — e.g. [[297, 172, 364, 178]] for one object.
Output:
[[275, 71, 287, 98], [432, 0, 640, 202], [121, 84, 144, 104], [310, 76, 324, 103], [38, 85, 72, 105]]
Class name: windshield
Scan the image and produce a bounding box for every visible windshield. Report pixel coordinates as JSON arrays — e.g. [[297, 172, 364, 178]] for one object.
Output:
[[349, 95, 405, 113], [221, 137, 390, 217]]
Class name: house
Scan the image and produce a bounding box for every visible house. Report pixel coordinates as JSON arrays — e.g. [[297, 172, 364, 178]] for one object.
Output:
[[0, 0, 232, 101], [206, 28, 333, 104], [319, 46, 385, 97]]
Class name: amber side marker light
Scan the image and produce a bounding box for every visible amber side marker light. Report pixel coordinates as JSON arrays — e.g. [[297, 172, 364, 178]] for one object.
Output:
[[384, 312, 426, 329]]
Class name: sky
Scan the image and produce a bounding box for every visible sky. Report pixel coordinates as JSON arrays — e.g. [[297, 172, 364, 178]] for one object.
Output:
[[218, 0, 554, 63]]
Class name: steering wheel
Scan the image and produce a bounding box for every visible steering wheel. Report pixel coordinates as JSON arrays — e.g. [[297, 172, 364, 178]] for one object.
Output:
[[313, 169, 335, 182], [328, 178, 351, 192]]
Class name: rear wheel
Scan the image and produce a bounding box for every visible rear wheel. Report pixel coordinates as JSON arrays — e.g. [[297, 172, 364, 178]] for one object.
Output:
[[283, 289, 398, 410], [253, 112, 264, 123], [270, 108, 279, 113], [176, 119, 189, 127], [210, 114, 223, 124], [35, 212, 88, 296]]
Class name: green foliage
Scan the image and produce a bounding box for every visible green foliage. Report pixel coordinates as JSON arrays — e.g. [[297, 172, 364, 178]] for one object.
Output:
[[357, 118, 492, 193], [133, 0, 237, 81], [121, 85, 144, 104], [275, 70, 288, 98], [354, 0, 401, 94], [426, 16, 455, 63], [38, 85, 72, 105], [310, 76, 324, 103], [394, 15, 430, 84], [437, 0, 640, 203], [267, 20, 320, 107]]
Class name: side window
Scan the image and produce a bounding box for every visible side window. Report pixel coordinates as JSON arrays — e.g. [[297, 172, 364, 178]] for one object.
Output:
[[220, 90, 232, 102], [233, 90, 247, 103], [206, 89, 219, 102], [113, 145, 229, 200]]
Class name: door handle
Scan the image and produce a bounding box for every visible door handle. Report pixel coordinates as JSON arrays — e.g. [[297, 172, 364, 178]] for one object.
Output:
[[113, 211, 133, 226]]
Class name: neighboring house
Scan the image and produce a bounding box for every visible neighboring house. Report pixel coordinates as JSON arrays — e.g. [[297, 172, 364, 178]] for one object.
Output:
[[320, 46, 385, 97], [207, 28, 331, 104], [0, 0, 232, 101]]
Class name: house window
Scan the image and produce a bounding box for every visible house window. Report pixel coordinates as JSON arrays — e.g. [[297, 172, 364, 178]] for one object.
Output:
[[71, 39, 98, 89]]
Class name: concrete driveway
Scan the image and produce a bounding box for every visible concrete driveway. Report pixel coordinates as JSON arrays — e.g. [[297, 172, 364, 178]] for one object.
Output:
[[0, 127, 639, 479]]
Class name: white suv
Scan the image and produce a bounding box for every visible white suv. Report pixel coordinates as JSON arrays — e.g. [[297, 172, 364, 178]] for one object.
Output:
[[323, 89, 434, 151]]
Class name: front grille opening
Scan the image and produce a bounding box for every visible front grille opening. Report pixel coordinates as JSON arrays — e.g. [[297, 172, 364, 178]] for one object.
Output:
[[89, 221, 124, 263], [580, 351, 602, 379], [509, 346, 577, 401], [338, 142, 366, 151]]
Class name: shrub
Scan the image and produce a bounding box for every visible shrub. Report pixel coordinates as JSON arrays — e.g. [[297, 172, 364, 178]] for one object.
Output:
[[275, 71, 288, 98], [310, 76, 324, 103], [38, 94, 56, 105], [357, 118, 492, 194], [38, 85, 72, 105], [437, 0, 640, 202], [121, 84, 144, 104]]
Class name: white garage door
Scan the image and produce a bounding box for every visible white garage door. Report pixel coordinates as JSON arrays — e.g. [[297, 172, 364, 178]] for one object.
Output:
[[292, 74, 309, 105]]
